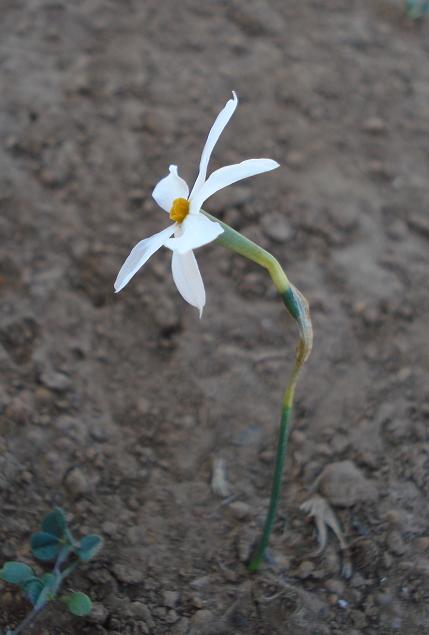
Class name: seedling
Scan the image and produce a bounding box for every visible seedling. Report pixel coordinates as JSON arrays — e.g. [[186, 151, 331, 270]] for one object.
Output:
[[0, 507, 102, 634]]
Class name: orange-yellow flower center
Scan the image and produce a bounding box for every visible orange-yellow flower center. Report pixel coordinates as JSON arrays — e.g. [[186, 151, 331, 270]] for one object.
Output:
[[169, 197, 190, 223]]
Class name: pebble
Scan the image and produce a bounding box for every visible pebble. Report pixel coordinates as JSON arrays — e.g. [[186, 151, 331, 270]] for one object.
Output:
[[386, 530, 406, 556], [87, 602, 108, 624], [325, 578, 345, 595], [191, 594, 204, 609], [259, 449, 275, 464], [112, 565, 145, 585], [64, 466, 89, 496], [40, 369, 71, 392], [296, 560, 315, 579], [228, 501, 251, 520], [286, 150, 305, 168], [101, 521, 118, 538], [415, 536, 429, 550], [261, 211, 293, 243], [136, 397, 152, 415], [166, 609, 179, 624], [163, 590, 179, 608], [362, 116, 386, 133]]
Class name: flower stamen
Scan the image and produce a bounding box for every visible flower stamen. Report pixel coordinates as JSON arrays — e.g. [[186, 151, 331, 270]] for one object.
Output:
[[170, 198, 190, 223]]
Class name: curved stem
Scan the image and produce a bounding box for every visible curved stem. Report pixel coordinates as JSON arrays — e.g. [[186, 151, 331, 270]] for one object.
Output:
[[203, 210, 312, 571]]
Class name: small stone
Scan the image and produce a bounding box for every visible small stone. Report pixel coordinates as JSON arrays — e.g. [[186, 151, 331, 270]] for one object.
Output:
[[128, 602, 154, 628], [325, 579, 345, 595], [362, 117, 386, 134], [113, 565, 145, 585], [415, 536, 429, 550], [87, 602, 108, 624], [166, 609, 179, 624], [296, 560, 315, 579], [384, 509, 402, 526], [191, 594, 204, 609], [386, 530, 406, 556], [64, 467, 89, 496], [259, 450, 275, 464], [136, 397, 151, 415], [376, 592, 393, 607], [228, 501, 251, 520], [163, 590, 179, 608], [261, 211, 293, 243], [101, 521, 118, 537], [128, 189, 145, 203], [368, 160, 390, 180], [286, 150, 305, 168], [40, 370, 71, 392], [21, 470, 33, 483]]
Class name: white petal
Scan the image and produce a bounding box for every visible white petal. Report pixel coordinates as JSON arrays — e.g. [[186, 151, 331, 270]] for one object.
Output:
[[190, 91, 238, 200], [190, 158, 279, 214], [152, 165, 189, 212], [114, 224, 175, 292], [165, 214, 223, 255], [171, 250, 206, 317]]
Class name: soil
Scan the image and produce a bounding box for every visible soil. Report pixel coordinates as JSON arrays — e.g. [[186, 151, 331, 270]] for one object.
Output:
[[1, 1, 429, 634]]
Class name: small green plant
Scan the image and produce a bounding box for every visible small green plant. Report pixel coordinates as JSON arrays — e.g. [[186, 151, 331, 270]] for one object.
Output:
[[0, 507, 103, 635], [405, 0, 429, 18]]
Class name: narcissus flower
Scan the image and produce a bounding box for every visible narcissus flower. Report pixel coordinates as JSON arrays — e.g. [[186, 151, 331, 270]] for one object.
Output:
[[114, 92, 279, 315]]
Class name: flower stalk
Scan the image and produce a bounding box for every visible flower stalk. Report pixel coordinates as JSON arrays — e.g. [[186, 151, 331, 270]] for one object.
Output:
[[203, 210, 312, 571]]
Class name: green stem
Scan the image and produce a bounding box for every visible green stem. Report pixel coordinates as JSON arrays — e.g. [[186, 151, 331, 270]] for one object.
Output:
[[248, 349, 303, 572], [203, 210, 312, 571]]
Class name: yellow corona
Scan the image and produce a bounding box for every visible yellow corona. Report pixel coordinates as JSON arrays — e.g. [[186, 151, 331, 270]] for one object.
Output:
[[169, 198, 190, 223]]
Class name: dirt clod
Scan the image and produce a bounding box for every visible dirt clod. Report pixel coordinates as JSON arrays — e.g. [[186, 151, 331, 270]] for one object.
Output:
[[318, 461, 377, 507]]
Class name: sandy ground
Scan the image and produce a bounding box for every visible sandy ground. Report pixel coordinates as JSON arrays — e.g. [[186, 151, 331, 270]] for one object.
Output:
[[1, 1, 429, 633]]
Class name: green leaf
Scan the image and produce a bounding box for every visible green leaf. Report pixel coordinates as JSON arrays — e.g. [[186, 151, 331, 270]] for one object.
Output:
[[0, 562, 34, 585], [24, 578, 44, 605], [77, 535, 103, 561], [31, 532, 62, 561], [64, 591, 92, 616], [41, 508, 67, 539]]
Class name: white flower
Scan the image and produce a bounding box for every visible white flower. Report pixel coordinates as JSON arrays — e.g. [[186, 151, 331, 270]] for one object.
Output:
[[114, 92, 279, 316]]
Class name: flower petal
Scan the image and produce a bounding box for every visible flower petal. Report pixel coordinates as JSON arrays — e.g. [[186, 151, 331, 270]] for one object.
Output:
[[152, 165, 189, 212], [171, 250, 206, 317], [165, 214, 223, 255], [114, 224, 175, 292], [190, 158, 279, 214], [190, 91, 238, 200]]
